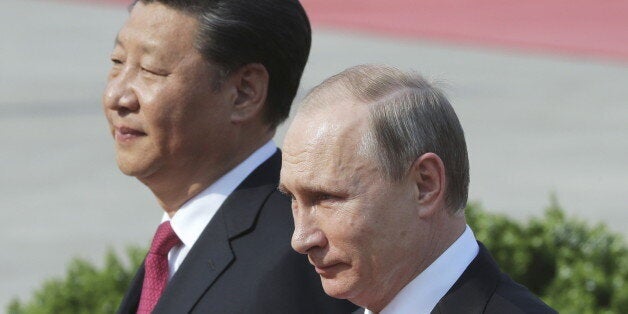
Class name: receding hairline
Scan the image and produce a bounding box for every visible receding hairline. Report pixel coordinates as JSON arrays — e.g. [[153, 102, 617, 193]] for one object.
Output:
[[299, 64, 435, 113], [296, 65, 427, 168], [295, 64, 469, 211]]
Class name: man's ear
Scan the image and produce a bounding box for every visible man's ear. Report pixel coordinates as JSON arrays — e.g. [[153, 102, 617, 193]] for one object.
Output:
[[229, 63, 269, 124], [410, 152, 447, 217]]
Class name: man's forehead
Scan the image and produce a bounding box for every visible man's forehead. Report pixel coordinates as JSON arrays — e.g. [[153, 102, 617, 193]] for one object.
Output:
[[115, 2, 197, 49], [283, 118, 344, 166], [128, 1, 182, 21], [114, 31, 162, 55], [284, 110, 371, 172], [295, 102, 368, 141]]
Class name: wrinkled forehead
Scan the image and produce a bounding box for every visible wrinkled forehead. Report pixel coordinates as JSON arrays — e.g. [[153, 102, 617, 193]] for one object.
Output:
[[283, 105, 374, 186], [286, 100, 369, 151]]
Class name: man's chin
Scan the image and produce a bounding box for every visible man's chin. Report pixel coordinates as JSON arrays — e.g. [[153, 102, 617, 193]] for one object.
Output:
[[321, 277, 359, 301], [115, 156, 156, 179], [117, 164, 144, 177]]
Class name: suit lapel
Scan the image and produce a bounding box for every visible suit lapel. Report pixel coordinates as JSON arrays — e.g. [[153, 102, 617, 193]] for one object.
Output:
[[152, 151, 282, 313], [431, 242, 500, 313], [117, 263, 145, 313], [153, 210, 234, 313]]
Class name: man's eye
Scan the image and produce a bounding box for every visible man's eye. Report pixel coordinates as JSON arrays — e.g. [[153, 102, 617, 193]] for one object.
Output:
[[315, 194, 334, 202], [141, 67, 159, 75], [111, 58, 123, 65], [141, 67, 169, 77]]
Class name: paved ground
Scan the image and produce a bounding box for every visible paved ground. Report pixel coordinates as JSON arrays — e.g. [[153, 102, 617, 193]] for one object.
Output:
[[301, 0, 628, 61], [1, 0, 627, 310]]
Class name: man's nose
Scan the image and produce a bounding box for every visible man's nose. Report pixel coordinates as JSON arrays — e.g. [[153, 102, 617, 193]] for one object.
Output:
[[102, 69, 140, 113], [291, 213, 328, 255]]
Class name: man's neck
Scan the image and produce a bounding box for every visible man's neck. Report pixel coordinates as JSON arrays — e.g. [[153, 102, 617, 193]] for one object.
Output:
[[361, 217, 467, 313], [142, 129, 274, 215]]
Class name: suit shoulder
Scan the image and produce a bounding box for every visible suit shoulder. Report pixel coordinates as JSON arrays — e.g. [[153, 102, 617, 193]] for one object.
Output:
[[485, 274, 557, 314], [236, 190, 358, 313], [256, 188, 292, 221]]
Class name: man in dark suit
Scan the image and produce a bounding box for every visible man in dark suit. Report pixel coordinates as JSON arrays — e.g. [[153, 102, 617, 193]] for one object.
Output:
[[279, 64, 556, 314], [102, 0, 356, 313]]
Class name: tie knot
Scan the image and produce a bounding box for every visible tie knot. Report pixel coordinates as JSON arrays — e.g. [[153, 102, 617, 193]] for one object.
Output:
[[149, 221, 181, 255]]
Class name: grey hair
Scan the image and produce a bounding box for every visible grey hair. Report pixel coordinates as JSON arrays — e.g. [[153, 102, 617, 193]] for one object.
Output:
[[302, 64, 469, 212]]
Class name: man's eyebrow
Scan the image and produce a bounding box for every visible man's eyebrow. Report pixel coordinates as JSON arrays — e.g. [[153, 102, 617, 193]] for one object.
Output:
[[112, 34, 157, 55], [279, 183, 345, 197]]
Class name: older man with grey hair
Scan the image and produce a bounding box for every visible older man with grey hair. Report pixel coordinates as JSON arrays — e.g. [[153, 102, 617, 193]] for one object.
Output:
[[279, 64, 556, 313]]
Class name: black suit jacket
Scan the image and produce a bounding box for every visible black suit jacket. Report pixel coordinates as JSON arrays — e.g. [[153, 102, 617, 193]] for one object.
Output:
[[118, 151, 357, 313], [353, 243, 556, 314]]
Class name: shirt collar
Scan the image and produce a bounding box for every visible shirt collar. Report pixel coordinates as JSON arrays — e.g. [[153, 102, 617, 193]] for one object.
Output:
[[366, 225, 479, 314], [161, 140, 277, 248]]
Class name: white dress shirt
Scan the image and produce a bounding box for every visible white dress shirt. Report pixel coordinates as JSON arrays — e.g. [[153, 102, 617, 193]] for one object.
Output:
[[365, 225, 479, 314], [160, 140, 277, 277]]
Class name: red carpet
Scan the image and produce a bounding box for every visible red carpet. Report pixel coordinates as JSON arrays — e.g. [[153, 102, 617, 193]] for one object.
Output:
[[75, 0, 628, 62]]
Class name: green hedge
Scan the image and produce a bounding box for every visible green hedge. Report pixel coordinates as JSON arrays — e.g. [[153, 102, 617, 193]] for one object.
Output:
[[8, 247, 146, 314], [466, 198, 628, 313], [8, 200, 628, 313]]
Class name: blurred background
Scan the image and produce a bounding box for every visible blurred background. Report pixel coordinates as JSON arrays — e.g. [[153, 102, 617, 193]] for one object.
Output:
[[1, 0, 627, 310]]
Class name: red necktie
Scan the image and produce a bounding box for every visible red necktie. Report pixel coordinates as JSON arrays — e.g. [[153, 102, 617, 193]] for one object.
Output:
[[137, 221, 182, 314]]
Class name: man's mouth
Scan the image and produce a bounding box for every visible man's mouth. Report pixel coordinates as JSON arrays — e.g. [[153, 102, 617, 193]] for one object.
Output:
[[311, 261, 346, 277], [115, 126, 146, 142]]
